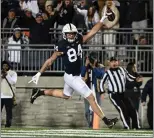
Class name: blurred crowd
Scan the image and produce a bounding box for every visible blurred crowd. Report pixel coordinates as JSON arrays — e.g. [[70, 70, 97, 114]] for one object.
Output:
[[2, 0, 153, 44], [1, 0, 153, 72], [1, 0, 153, 129]]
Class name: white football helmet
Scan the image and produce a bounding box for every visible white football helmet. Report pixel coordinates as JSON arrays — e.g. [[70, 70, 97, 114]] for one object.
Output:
[[62, 23, 78, 43]]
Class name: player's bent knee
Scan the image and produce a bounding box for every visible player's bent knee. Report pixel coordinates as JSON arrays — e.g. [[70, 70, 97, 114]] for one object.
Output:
[[86, 93, 95, 102]]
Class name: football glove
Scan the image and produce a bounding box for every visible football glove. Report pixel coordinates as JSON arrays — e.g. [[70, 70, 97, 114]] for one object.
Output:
[[28, 72, 41, 85]]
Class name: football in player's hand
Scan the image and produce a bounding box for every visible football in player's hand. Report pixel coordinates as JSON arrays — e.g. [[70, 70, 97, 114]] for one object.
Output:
[[106, 7, 115, 21]]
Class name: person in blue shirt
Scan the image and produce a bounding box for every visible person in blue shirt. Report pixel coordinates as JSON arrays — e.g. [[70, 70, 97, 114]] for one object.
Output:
[[81, 52, 105, 128]]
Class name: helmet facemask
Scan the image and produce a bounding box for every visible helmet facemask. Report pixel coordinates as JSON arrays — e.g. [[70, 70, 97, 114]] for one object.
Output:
[[64, 32, 77, 43]]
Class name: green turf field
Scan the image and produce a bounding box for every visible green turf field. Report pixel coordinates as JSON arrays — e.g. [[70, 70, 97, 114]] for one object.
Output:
[[1, 128, 153, 137]]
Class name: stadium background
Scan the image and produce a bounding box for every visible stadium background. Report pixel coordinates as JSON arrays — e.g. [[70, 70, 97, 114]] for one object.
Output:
[[1, 0, 153, 137]]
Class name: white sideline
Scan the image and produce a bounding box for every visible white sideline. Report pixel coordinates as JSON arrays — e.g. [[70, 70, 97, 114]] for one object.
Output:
[[1, 133, 152, 138], [1, 129, 153, 138], [1, 129, 152, 133]]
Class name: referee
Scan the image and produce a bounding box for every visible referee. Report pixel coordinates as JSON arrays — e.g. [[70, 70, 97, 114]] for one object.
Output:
[[100, 57, 140, 129]]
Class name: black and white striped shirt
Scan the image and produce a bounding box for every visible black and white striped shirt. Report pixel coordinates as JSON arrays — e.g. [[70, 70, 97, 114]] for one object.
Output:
[[100, 67, 136, 93]]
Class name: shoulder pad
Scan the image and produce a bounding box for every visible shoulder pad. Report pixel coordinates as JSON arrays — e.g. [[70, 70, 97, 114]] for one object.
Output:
[[54, 40, 66, 52], [77, 33, 83, 43]]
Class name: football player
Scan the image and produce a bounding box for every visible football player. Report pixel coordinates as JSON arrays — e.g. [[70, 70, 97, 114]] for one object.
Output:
[[28, 10, 118, 128]]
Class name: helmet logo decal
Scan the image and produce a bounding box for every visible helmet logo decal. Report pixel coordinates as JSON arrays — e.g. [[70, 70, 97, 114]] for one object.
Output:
[[69, 23, 72, 30]]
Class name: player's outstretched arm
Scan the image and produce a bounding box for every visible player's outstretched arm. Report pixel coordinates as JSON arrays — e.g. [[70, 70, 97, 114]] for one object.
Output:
[[82, 6, 109, 43], [40, 51, 60, 73], [82, 22, 104, 43], [28, 51, 63, 84]]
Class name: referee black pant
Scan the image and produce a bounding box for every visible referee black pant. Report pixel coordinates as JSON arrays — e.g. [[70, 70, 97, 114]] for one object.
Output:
[[109, 92, 140, 129]]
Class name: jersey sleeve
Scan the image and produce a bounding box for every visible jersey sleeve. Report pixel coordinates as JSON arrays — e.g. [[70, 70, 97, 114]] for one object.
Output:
[[54, 41, 65, 53]]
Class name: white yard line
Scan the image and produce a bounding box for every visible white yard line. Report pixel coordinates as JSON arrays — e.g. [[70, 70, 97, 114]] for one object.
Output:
[[1, 133, 152, 138], [1, 132, 152, 135], [1, 129, 152, 138], [1, 129, 152, 133], [1, 132, 152, 138], [2, 136, 33, 138], [1, 131, 152, 135]]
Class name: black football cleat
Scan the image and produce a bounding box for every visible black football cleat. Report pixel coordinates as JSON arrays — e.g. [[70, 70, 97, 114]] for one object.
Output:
[[30, 88, 40, 104], [106, 117, 118, 129]]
